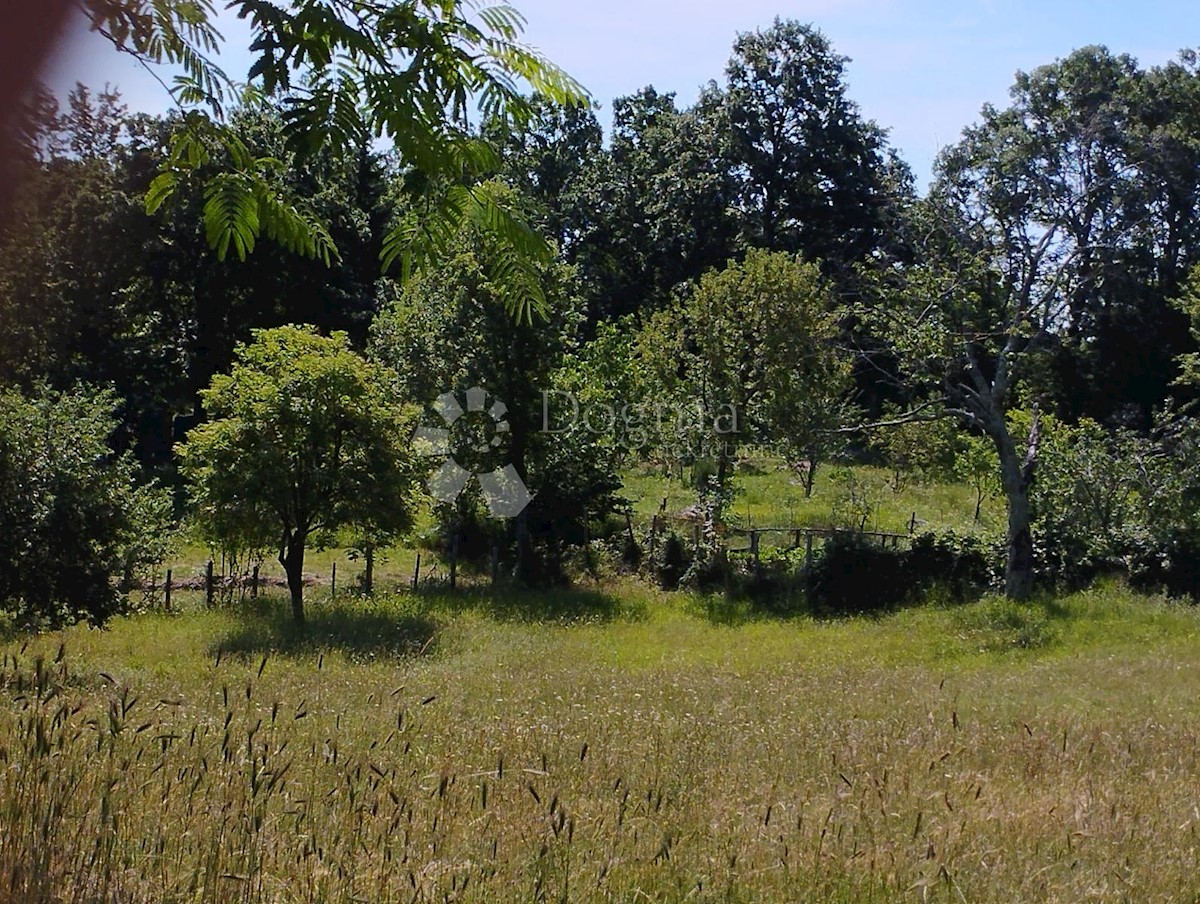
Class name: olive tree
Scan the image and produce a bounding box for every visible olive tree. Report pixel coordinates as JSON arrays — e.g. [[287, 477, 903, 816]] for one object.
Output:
[[178, 325, 417, 622]]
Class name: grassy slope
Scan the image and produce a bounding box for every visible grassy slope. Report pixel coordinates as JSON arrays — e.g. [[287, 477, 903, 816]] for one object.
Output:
[[3, 581, 1200, 903]]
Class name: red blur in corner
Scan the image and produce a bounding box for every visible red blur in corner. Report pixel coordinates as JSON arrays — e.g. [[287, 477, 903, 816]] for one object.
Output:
[[0, 0, 77, 210]]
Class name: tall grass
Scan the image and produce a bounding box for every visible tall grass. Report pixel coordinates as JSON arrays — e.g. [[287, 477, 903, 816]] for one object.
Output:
[[2, 583, 1200, 901]]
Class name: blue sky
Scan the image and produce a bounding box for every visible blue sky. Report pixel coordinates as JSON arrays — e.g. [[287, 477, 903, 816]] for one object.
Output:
[[48, 0, 1196, 188]]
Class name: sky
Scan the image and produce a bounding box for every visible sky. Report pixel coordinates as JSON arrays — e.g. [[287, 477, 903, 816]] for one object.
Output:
[[45, 0, 1197, 189]]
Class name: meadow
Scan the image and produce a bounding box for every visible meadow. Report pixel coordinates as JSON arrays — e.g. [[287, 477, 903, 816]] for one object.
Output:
[[3, 579, 1200, 903], [3, 466, 1199, 903]]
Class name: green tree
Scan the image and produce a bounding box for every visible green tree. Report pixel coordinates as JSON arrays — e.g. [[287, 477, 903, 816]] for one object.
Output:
[[639, 249, 850, 520], [0, 384, 173, 626], [0, 94, 399, 472], [719, 19, 900, 275], [75, 0, 588, 315], [967, 47, 1200, 424], [954, 433, 1000, 524], [372, 226, 621, 582], [508, 87, 738, 325], [853, 47, 1200, 599], [178, 326, 417, 623]]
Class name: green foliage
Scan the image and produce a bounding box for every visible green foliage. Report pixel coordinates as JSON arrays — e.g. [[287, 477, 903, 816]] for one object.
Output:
[[827, 466, 884, 531], [0, 384, 174, 625], [719, 18, 907, 273], [652, 532, 691, 591], [178, 326, 418, 618], [0, 95, 401, 475], [870, 415, 958, 493], [1010, 407, 1200, 596], [1172, 264, 1200, 384], [372, 225, 622, 581], [88, 0, 589, 309], [637, 249, 850, 517], [1020, 413, 1137, 581], [953, 433, 1001, 523], [807, 529, 993, 616]]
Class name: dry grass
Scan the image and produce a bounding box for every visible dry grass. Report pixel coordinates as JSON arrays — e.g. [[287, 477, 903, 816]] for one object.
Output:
[[2, 582, 1200, 902]]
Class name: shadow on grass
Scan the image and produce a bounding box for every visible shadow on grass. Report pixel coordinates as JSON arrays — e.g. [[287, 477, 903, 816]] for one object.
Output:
[[417, 584, 648, 624], [213, 595, 440, 660]]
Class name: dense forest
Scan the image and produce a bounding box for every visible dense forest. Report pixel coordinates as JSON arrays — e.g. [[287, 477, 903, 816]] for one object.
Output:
[[4, 12, 1200, 623]]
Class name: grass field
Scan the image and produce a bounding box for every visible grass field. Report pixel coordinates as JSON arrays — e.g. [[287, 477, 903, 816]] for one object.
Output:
[[4, 579, 1200, 903]]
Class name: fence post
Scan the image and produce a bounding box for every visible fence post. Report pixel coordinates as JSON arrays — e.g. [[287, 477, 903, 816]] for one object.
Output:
[[412, 552, 421, 590], [331, 561, 337, 599], [909, 512, 917, 535], [251, 564, 259, 599], [804, 531, 815, 598], [449, 534, 459, 590], [164, 569, 172, 612], [750, 530, 760, 571], [205, 560, 214, 609]]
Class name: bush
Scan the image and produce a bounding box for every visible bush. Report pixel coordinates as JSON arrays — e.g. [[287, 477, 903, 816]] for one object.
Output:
[[806, 533, 911, 615], [906, 530, 994, 598], [653, 532, 691, 590], [0, 385, 174, 626], [807, 530, 995, 616], [1121, 529, 1200, 599]]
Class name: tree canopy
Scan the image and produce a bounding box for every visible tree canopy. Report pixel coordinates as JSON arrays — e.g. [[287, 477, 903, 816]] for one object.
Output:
[[78, 0, 590, 318]]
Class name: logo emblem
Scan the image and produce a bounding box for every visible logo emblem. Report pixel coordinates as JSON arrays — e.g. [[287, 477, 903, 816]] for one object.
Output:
[[412, 386, 532, 518]]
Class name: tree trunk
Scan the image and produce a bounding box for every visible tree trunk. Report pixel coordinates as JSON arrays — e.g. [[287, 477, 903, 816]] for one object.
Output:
[[995, 426, 1035, 601], [279, 531, 307, 624], [364, 545, 375, 596], [804, 458, 817, 499]]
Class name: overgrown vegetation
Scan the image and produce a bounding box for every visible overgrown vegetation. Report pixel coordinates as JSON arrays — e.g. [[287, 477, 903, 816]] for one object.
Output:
[[4, 6, 1200, 899], [3, 583, 1200, 903]]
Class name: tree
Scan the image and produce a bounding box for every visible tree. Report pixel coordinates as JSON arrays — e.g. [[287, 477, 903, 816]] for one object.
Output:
[[500, 87, 739, 326], [854, 47, 1200, 599], [72, 0, 588, 316], [0, 94, 400, 472], [178, 326, 417, 622], [639, 249, 850, 520], [0, 384, 173, 626], [986, 47, 1200, 424], [719, 19, 898, 276], [954, 433, 1000, 524], [372, 222, 622, 583], [487, 94, 605, 250]]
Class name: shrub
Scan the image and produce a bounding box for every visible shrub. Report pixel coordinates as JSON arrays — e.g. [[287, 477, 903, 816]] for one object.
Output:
[[806, 530, 995, 616], [0, 384, 174, 626], [653, 532, 691, 590]]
